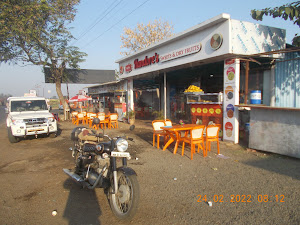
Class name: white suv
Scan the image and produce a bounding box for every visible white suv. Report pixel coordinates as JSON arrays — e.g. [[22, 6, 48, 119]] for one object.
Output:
[[6, 96, 57, 143]]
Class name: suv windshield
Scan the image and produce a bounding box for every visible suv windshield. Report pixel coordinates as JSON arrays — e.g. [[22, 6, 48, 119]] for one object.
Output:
[[11, 100, 48, 112]]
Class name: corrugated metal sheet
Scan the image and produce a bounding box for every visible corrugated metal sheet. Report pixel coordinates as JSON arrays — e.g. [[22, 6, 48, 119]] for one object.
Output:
[[275, 51, 300, 108]]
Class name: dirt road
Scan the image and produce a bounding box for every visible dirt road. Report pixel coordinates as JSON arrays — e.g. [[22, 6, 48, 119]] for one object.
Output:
[[0, 120, 299, 225]]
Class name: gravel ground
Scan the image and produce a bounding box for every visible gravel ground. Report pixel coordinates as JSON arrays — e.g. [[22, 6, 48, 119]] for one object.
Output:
[[0, 119, 299, 225]]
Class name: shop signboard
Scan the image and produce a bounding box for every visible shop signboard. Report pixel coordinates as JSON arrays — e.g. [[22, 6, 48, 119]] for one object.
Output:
[[125, 64, 132, 73], [223, 58, 239, 143], [119, 66, 124, 74], [160, 43, 202, 62], [89, 81, 128, 94], [210, 34, 223, 50], [134, 53, 159, 69]]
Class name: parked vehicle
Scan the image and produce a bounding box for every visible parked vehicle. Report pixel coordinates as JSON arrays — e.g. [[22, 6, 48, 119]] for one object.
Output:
[[5, 96, 57, 143], [63, 123, 140, 220]]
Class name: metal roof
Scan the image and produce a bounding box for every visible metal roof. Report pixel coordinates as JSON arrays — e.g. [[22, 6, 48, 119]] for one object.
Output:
[[85, 80, 121, 89], [275, 50, 300, 108]]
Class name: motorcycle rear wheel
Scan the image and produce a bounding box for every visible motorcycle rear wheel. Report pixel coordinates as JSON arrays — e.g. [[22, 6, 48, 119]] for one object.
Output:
[[109, 171, 140, 220]]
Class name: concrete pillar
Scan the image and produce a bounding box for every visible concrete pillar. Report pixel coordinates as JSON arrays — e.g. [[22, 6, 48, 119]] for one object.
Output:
[[127, 78, 134, 111]]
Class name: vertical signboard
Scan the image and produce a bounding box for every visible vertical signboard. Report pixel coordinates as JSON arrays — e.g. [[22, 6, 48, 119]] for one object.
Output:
[[223, 59, 240, 143]]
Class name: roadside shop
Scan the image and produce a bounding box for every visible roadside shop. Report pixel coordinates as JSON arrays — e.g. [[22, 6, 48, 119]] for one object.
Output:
[[87, 80, 127, 120], [116, 13, 288, 145]]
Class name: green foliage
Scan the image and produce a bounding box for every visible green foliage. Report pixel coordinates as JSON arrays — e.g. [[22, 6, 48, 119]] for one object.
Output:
[[152, 110, 164, 120], [0, 93, 12, 105], [0, 93, 12, 99], [0, 0, 87, 110], [128, 110, 135, 119], [251, 1, 300, 46]]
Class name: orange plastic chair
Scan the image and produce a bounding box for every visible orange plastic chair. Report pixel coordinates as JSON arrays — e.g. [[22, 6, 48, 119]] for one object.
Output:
[[181, 125, 206, 160], [152, 120, 168, 149], [87, 113, 97, 127], [206, 124, 221, 155], [96, 113, 109, 129], [91, 117, 101, 130], [163, 119, 175, 140], [85, 112, 93, 125], [164, 119, 172, 126], [109, 113, 118, 129], [97, 112, 103, 117], [74, 112, 85, 125], [85, 112, 91, 124], [71, 111, 78, 124]]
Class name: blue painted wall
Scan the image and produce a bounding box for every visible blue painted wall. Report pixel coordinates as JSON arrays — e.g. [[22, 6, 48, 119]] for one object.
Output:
[[275, 51, 300, 108]]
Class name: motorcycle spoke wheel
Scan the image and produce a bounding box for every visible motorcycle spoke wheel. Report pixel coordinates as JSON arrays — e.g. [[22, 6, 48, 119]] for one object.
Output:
[[116, 176, 131, 211], [109, 172, 139, 220]]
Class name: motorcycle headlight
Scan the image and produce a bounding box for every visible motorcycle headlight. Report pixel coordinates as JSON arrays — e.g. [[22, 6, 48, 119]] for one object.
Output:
[[115, 138, 128, 152], [12, 119, 24, 125]]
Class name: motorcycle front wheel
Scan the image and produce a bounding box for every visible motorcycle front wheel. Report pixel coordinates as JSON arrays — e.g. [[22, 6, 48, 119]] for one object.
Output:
[[109, 171, 140, 220]]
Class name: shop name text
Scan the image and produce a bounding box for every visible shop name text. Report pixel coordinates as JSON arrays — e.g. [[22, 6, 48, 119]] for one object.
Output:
[[134, 53, 159, 69]]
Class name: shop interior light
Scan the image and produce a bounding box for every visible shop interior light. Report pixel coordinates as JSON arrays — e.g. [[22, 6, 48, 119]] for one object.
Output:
[[210, 74, 214, 77]]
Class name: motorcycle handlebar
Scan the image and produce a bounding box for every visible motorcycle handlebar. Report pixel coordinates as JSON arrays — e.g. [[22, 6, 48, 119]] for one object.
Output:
[[89, 130, 104, 138], [111, 135, 134, 142]]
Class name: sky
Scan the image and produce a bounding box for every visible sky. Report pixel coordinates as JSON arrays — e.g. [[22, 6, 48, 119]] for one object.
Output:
[[0, 0, 298, 98]]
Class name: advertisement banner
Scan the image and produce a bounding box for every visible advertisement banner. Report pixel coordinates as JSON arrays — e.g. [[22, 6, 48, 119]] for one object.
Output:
[[223, 59, 240, 143]]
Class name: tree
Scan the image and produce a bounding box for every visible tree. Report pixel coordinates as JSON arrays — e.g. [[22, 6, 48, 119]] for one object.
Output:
[[251, 1, 300, 46], [0, 0, 87, 111], [0, 93, 12, 106], [120, 18, 174, 56]]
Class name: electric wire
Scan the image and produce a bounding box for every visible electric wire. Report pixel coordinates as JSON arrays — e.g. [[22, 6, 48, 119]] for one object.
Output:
[[73, 0, 124, 44], [81, 0, 150, 49]]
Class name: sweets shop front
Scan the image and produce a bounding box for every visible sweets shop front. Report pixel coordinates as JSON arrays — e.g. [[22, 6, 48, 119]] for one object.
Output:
[[116, 14, 286, 143]]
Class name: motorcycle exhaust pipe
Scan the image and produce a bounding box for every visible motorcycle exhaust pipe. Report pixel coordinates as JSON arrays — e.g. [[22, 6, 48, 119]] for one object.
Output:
[[63, 168, 84, 183]]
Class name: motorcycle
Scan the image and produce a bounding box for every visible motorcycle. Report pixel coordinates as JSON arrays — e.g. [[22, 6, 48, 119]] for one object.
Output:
[[63, 119, 140, 220]]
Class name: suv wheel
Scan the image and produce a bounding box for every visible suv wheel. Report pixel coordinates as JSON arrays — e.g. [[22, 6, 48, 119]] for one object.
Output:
[[49, 132, 57, 138], [7, 127, 19, 143]]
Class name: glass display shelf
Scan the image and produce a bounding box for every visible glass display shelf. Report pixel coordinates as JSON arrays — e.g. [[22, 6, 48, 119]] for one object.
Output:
[[185, 92, 223, 104]]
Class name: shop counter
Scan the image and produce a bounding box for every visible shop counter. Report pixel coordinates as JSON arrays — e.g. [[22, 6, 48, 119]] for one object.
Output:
[[190, 104, 223, 138], [236, 104, 300, 158]]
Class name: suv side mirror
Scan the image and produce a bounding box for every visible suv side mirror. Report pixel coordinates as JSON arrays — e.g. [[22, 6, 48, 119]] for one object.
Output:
[[5, 108, 8, 114]]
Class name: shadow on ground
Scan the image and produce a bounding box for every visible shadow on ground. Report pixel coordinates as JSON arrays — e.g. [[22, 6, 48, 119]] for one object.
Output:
[[63, 179, 103, 225], [242, 155, 300, 180]]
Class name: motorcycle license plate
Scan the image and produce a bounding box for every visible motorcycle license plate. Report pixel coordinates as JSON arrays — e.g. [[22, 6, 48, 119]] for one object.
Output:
[[111, 151, 130, 158]]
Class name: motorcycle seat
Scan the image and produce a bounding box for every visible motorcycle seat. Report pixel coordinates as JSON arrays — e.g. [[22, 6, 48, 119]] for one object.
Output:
[[78, 129, 104, 142]]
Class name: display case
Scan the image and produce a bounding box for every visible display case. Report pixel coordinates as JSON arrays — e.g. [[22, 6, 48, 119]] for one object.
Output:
[[185, 92, 223, 104]]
